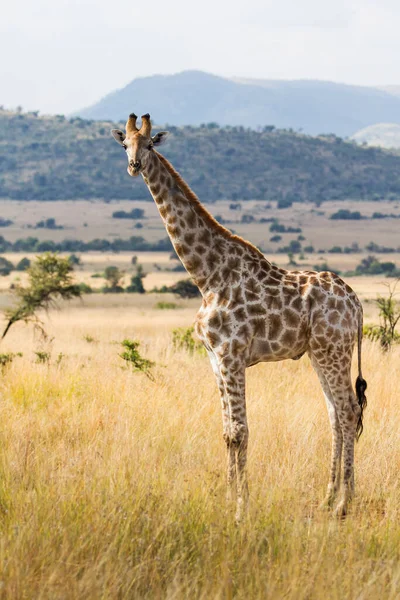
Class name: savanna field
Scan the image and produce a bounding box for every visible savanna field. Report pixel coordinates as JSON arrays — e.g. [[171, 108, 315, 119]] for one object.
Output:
[[0, 292, 399, 599]]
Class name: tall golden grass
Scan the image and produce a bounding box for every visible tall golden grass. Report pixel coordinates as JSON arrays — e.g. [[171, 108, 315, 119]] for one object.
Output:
[[0, 303, 399, 599]]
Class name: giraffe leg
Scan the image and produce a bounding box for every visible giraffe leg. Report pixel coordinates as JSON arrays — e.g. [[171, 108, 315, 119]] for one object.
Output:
[[218, 358, 249, 523], [207, 351, 236, 502], [310, 355, 342, 509], [311, 355, 360, 517]]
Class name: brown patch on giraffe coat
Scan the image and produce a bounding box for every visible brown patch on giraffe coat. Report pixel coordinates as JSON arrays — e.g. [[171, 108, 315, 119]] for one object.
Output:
[[267, 295, 283, 310], [269, 314, 282, 339], [281, 330, 297, 346], [206, 252, 218, 270], [186, 256, 201, 272], [179, 244, 190, 256], [158, 205, 168, 219], [328, 311, 340, 325], [231, 286, 244, 306], [234, 306, 246, 321], [151, 183, 161, 195], [284, 308, 300, 328], [251, 318, 266, 337], [208, 271, 221, 287], [237, 323, 250, 339], [184, 232, 195, 245], [248, 304, 265, 317], [231, 338, 247, 356], [227, 257, 241, 271], [310, 288, 325, 303], [198, 229, 211, 245], [208, 311, 221, 329], [195, 245, 206, 255], [167, 225, 181, 237], [186, 210, 197, 229], [207, 331, 221, 347], [167, 214, 178, 224], [291, 296, 303, 312], [218, 287, 230, 303]]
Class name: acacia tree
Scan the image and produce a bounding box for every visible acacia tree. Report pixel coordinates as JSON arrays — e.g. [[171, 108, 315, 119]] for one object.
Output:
[[2, 253, 81, 339]]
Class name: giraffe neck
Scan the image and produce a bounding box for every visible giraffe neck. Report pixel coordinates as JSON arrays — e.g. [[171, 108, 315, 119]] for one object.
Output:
[[141, 151, 268, 293]]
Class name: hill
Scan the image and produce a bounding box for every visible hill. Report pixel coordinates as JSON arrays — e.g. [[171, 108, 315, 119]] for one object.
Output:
[[352, 123, 400, 149], [75, 70, 400, 137], [2, 108, 400, 203]]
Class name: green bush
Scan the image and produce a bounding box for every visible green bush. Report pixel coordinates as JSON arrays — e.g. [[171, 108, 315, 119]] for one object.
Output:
[[119, 339, 155, 378], [172, 327, 206, 355], [363, 281, 400, 350], [156, 302, 177, 310]]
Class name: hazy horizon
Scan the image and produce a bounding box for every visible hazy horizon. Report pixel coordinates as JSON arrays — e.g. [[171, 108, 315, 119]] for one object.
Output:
[[2, 0, 400, 115]]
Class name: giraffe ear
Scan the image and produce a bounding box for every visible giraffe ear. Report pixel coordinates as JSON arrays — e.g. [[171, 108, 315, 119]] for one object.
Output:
[[152, 131, 169, 146], [111, 129, 126, 146]]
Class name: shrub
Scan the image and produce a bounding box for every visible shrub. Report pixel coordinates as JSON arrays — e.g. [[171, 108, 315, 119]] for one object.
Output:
[[156, 302, 177, 309], [172, 327, 205, 355], [0, 256, 14, 276], [169, 279, 201, 299], [78, 282, 93, 294], [34, 351, 51, 364], [363, 281, 400, 350], [112, 208, 145, 220], [16, 257, 31, 271], [330, 209, 363, 220], [119, 339, 155, 378], [0, 352, 22, 369]]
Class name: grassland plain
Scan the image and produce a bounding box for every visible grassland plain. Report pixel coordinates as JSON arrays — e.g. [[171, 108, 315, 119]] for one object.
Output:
[[0, 199, 400, 251], [0, 295, 399, 599]]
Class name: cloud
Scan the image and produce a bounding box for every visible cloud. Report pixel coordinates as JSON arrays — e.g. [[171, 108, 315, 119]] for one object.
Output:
[[1, 0, 400, 113]]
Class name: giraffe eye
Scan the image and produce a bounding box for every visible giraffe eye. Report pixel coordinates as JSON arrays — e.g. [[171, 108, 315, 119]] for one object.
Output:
[[147, 144, 153, 150]]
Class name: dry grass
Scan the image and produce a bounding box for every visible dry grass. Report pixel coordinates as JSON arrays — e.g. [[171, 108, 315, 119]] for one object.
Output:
[[0, 298, 399, 599]]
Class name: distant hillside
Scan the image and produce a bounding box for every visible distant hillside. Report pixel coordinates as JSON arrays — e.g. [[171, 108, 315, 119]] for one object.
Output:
[[352, 123, 400, 149], [378, 86, 400, 99], [2, 109, 400, 203], [75, 70, 400, 137]]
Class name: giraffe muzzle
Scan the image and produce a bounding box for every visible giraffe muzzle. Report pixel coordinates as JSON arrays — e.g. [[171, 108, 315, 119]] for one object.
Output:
[[128, 160, 142, 176]]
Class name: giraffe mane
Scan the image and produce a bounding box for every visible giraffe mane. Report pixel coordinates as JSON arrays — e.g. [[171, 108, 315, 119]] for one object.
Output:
[[155, 151, 268, 261]]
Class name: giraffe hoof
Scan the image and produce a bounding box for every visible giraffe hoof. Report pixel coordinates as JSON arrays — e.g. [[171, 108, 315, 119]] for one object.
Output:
[[334, 502, 348, 519]]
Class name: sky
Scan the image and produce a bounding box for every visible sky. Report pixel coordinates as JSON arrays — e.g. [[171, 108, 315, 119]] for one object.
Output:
[[2, 0, 400, 115]]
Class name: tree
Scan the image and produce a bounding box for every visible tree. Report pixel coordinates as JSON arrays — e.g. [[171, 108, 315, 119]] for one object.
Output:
[[103, 266, 124, 292], [169, 279, 201, 299], [126, 265, 146, 293], [2, 253, 81, 339], [0, 256, 14, 276], [16, 257, 31, 271]]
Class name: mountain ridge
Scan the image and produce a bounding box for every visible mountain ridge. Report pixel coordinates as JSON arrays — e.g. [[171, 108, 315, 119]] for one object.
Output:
[[74, 70, 400, 137]]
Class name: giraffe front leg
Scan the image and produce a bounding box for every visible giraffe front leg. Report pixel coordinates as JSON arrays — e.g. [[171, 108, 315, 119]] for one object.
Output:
[[206, 351, 237, 504], [219, 360, 249, 523]]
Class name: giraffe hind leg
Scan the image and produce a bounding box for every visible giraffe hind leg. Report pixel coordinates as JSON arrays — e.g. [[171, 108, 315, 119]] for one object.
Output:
[[310, 354, 342, 509], [310, 353, 360, 517]]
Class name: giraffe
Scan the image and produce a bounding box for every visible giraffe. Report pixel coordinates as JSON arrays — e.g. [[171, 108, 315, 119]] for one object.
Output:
[[111, 113, 367, 520]]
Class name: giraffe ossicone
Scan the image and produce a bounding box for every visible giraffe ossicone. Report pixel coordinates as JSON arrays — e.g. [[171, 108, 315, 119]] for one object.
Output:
[[111, 113, 367, 520]]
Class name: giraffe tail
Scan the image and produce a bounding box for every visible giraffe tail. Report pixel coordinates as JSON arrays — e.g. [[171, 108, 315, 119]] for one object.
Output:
[[355, 307, 367, 441]]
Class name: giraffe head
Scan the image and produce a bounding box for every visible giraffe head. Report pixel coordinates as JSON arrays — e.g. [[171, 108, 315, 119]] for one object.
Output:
[[111, 113, 168, 177]]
